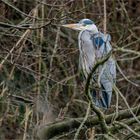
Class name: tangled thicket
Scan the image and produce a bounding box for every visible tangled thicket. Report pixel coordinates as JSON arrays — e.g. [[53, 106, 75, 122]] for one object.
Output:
[[0, 0, 140, 139]]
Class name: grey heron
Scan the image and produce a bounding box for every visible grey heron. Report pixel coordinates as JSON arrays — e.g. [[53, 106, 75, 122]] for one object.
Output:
[[63, 19, 116, 109]]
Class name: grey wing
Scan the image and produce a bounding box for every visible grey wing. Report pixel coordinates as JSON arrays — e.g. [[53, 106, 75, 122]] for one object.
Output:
[[90, 33, 112, 58], [104, 33, 116, 82], [100, 34, 116, 88], [99, 34, 116, 108], [108, 57, 116, 82], [99, 33, 116, 82]]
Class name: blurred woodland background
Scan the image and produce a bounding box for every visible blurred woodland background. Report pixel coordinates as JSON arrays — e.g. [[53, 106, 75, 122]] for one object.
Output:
[[0, 0, 140, 139]]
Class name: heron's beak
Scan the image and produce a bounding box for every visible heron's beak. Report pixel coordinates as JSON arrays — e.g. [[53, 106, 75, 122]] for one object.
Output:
[[62, 24, 85, 31]]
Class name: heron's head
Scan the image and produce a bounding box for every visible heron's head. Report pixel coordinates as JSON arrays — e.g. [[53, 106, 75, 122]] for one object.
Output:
[[62, 19, 98, 34]]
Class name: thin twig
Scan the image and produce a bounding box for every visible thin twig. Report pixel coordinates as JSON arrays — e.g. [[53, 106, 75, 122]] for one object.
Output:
[[116, 62, 140, 87], [1, 0, 41, 20], [113, 85, 140, 124], [103, 0, 107, 34], [74, 102, 90, 140]]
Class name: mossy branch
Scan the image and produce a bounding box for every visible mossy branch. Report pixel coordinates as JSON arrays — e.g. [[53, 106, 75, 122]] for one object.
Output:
[[37, 105, 140, 139]]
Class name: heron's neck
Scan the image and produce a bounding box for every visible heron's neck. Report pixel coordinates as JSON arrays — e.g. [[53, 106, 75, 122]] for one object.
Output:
[[86, 24, 99, 34], [91, 30, 99, 34]]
